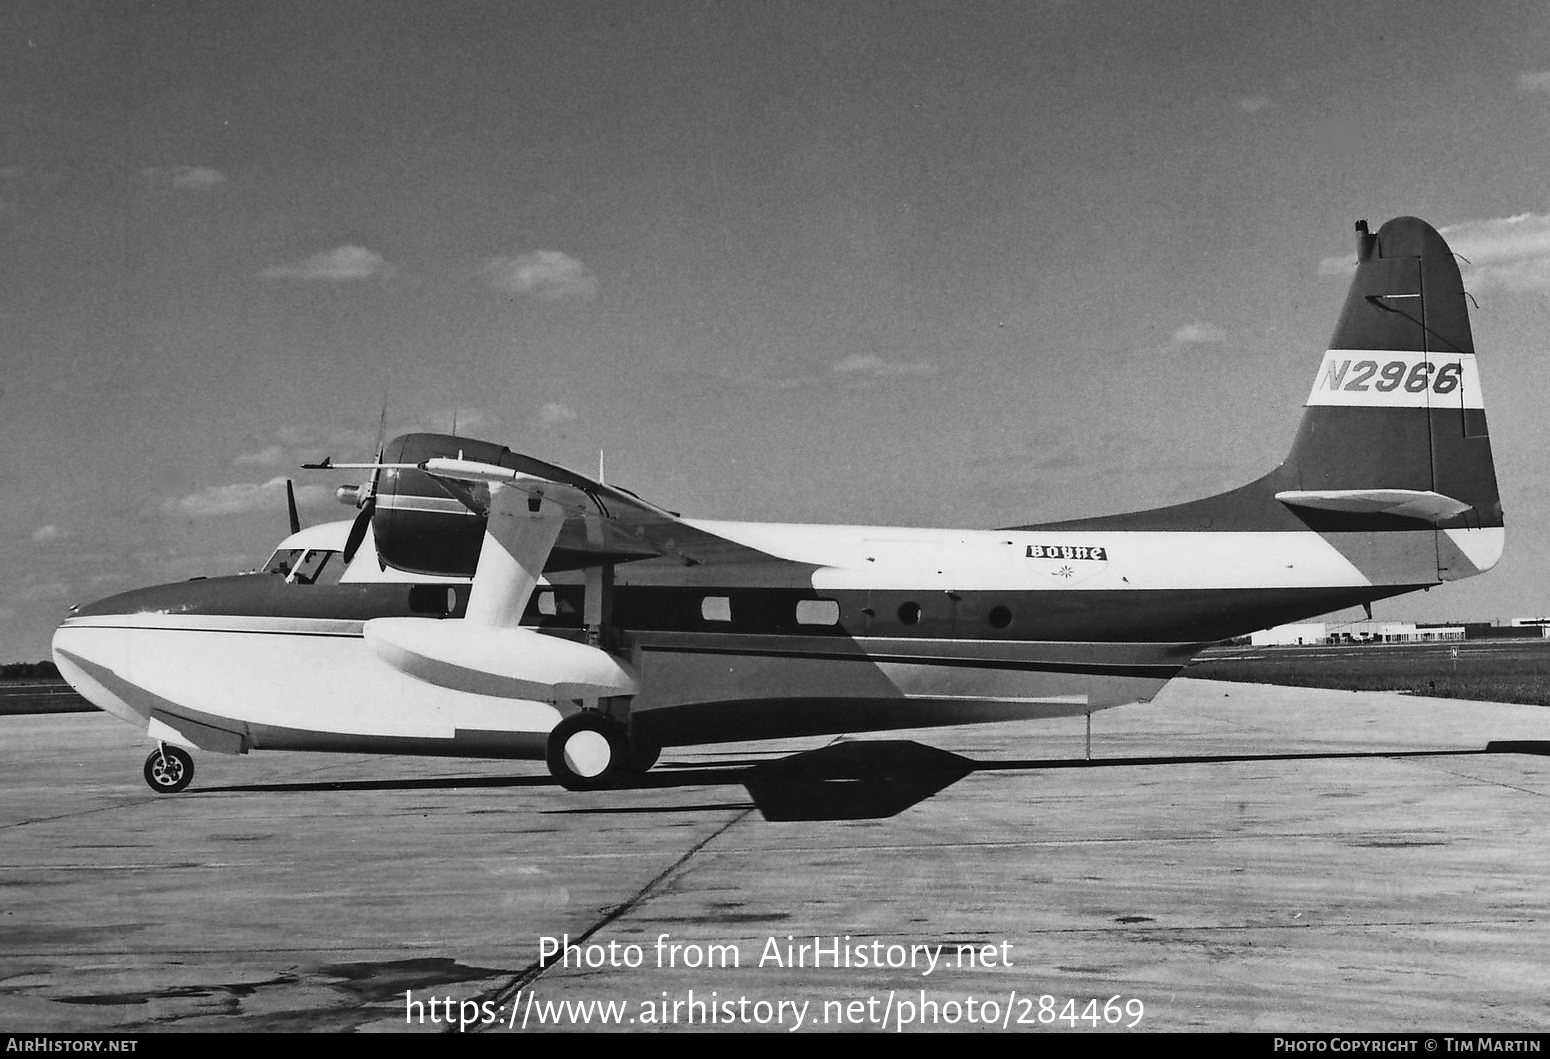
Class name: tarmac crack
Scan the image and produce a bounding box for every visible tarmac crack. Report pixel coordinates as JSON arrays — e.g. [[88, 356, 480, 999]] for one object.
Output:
[[0, 803, 148, 832], [1383, 755, 1548, 797], [1019, 916, 1539, 935], [465, 804, 757, 1031]]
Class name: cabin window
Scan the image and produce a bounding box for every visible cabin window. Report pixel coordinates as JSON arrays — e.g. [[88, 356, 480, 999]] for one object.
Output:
[[701, 596, 732, 622], [898, 602, 922, 625], [408, 584, 458, 616], [537, 590, 557, 616], [795, 599, 840, 626], [988, 605, 1013, 629]]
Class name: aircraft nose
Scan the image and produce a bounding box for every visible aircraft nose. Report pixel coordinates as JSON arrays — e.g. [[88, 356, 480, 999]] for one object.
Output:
[[52, 611, 145, 727]]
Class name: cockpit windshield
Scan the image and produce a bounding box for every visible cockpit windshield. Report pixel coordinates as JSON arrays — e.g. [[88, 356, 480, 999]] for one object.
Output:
[[293, 549, 345, 586], [262, 548, 302, 578], [260, 548, 345, 586]]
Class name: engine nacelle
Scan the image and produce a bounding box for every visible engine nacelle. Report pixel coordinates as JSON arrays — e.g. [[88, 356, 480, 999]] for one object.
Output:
[[372, 433, 502, 576], [364, 617, 639, 701], [371, 433, 642, 577]]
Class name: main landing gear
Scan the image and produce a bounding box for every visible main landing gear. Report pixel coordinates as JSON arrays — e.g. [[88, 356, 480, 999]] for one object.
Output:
[[143, 744, 194, 794], [545, 713, 660, 791]]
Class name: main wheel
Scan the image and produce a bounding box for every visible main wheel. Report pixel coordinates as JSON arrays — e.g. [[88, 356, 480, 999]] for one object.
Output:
[[546, 714, 628, 791], [625, 731, 661, 775], [143, 745, 194, 794]]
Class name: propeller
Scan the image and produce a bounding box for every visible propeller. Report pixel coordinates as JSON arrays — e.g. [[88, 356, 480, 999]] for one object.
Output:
[[342, 496, 372, 564], [342, 399, 390, 565]]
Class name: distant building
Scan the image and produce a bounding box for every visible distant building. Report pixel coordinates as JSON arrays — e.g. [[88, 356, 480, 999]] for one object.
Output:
[[1250, 620, 1464, 645], [1249, 623, 1328, 646]]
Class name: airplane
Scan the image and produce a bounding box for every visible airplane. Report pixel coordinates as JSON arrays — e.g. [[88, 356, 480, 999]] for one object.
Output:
[[52, 216, 1504, 794]]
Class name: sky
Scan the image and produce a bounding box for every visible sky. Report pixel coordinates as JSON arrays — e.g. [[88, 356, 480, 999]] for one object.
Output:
[[3, 0, 1550, 660]]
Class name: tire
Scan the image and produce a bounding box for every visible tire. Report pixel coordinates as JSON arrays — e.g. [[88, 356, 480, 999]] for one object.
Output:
[[546, 713, 627, 791], [143, 745, 194, 794], [625, 731, 661, 774]]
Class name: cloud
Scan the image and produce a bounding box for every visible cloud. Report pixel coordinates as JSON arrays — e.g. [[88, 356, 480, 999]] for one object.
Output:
[[262, 246, 390, 282], [1316, 251, 1358, 277], [1320, 212, 1550, 292], [485, 251, 598, 301], [696, 368, 814, 392], [534, 402, 578, 429], [143, 165, 228, 190], [1235, 95, 1273, 113], [1163, 322, 1227, 352], [1515, 71, 1550, 98], [234, 445, 287, 466], [19, 581, 71, 602], [1442, 212, 1550, 292], [273, 424, 374, 450], [30, 524, 63, 543], [166, 477, 331, 519], [831, 354, 937, 379]]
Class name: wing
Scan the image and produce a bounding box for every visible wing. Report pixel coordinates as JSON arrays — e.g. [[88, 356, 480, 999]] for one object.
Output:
[[336, 446, 781, 575], [355, 449, 777, 699]]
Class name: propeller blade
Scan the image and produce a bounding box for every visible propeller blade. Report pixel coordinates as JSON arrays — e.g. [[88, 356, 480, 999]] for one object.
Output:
[[342, 499, 373, 564], [285, 480, 302, 535]]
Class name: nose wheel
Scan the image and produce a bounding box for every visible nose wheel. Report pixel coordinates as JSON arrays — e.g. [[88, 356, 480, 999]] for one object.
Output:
[[143, 744, 194, 794]]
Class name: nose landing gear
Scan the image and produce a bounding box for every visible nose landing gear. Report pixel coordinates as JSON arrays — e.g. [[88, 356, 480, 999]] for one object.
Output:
[[143, 744, 194, 794]]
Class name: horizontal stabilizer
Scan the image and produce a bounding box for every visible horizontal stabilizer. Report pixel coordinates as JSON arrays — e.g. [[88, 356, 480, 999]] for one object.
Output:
[[1275, 488, 1472, 523]]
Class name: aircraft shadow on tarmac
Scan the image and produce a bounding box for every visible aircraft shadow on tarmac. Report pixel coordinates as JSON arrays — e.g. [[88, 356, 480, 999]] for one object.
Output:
[[197, 739, 1549, 822]]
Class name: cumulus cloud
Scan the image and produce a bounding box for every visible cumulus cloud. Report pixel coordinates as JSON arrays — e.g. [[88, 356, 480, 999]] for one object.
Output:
[[30, 524, 63, 543], [831, 354, 937, 379], [1235, 95, 1273, 113], [1443, 212, 1550, 292], [1515, 71, 1550, 98], [1163, 322, 1227, 352], [262, 246, 390, 282], [1319, 211, 1550, 292], [19, 581, 71, 602], [166, 477, 330, 518], [534, 402, 578, 429], [485, 251, 598, 301], [273, 424, 376, 450], [234, 445, 287, 466], [143, 165, 228, 190], [1316, 251, 1358, 277]]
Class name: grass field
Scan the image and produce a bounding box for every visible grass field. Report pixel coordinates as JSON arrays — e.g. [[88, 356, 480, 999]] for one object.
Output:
[[1185, 638, 1550, 707], [0, 679, 95, 717]]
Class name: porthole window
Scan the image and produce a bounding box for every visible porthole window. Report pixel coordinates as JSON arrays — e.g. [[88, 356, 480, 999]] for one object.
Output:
[[701, 596, 732, 622], [898, 602, 922, 625], [988, 605, 1012, 629], [537, 591, 557, 616], [796, 599, 840, 626]]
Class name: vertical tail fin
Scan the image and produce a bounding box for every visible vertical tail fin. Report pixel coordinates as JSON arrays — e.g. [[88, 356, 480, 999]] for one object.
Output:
[[1021, 216, 1505, 584], [1282, 216, 1502, 531]]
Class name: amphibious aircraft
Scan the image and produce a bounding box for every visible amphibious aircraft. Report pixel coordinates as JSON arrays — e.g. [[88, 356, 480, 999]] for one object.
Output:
[[53, 217, 1504, 793]]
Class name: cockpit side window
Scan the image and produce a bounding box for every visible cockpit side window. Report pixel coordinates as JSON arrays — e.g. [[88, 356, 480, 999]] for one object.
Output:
[[293, 549, 345, 586], [263, 549, 303, 578]]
